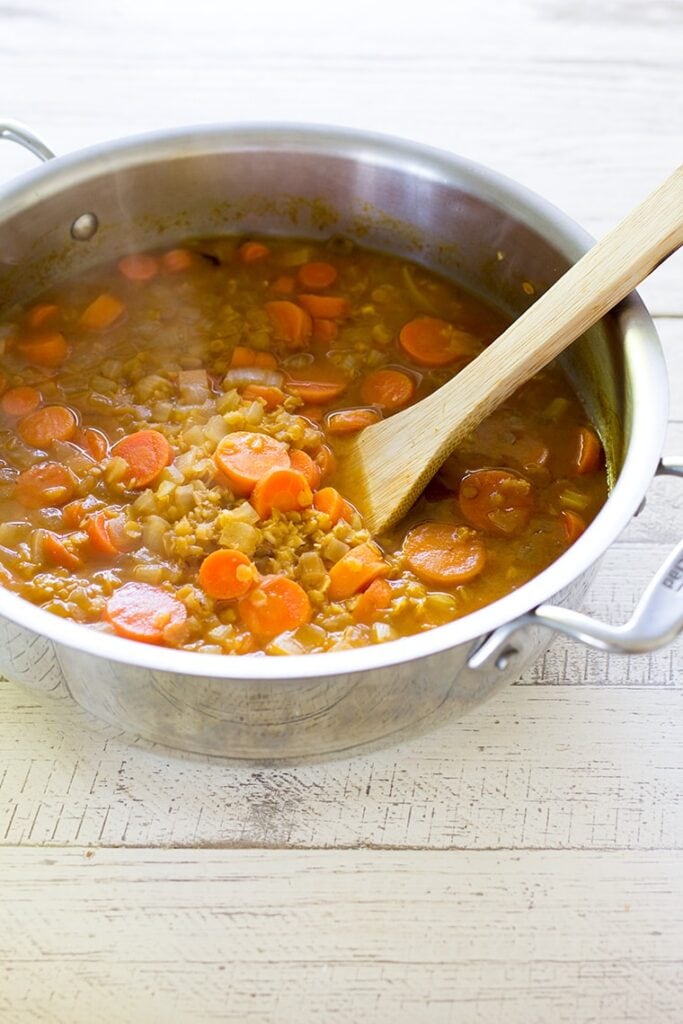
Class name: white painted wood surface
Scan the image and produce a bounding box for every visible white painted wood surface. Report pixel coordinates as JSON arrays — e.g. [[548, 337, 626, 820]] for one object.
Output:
[[0, 1, 681, 1021]]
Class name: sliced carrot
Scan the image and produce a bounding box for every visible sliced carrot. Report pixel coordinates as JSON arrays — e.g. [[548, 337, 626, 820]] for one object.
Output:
[[561, 509, 587, 543], [77, 426, 109, 461], [230, 346, 278, 370], [104, 582, 187, 645], [63, 496, 98, 529], [289, 449, 321, 489], [297, 262, 338, 290], [251, 467, 313, 519], [326, 408, 381, 434], [264, 300, 312, 348], [459, 468, 534, 536], [162, 248, 195, 273], [15, 463, 75, 509], [79, 293, 125, 332], [111, 429, 173, 488], [214, 431, 290, 495], [238, 574, 311, 639], [360, 368, 416, 411], [328, 542, 389, 601], [403, 522, 486, 585], [353, 577, 393, 624], [314, 445, 336, 481], [17, 331, 69, 367], [118, 253, 159, 281], [312, 318, 339, 342], [198, 549, 260, 600], [18, 405, 77, 448], [285, 359, 348, 404], [86, 512, 123, 557], [242, 384, 286, 410], [570, 426, 603, 475], [399, 316, 478, 367], [41, 531, 83, 571], [0, 372, 6, 395], [299, 404, 324, 423], [271, 275, 295, 295], [1, 386, 42, 417], [24, 303, 59, 329], [313, 486, 352, 524], [238, 241, 271, 264], [297, 294, 350, 319]]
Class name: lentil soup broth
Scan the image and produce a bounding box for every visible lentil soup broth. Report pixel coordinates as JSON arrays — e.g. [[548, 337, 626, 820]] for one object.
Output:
[[0, 236, 607, 655]]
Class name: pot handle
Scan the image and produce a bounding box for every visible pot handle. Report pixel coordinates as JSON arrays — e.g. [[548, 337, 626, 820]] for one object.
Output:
[[0, 120, 55, 163], [468, 456, 683, 671]]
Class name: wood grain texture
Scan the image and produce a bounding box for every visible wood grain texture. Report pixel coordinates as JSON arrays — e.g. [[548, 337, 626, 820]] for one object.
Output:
[[1, 848, 681, 1024], [0, 0, 681, 1020], [1, 685, 681, 850]]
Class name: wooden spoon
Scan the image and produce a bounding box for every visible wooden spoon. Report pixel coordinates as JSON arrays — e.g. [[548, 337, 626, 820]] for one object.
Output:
[[336, 165, 683, 534]]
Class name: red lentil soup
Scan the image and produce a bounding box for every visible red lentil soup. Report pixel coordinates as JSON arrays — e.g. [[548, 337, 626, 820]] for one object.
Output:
[[0, 236, 607, 655]]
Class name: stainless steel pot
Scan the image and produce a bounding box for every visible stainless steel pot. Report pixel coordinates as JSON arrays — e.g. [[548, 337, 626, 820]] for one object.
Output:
[[0, 120, 681, 761]]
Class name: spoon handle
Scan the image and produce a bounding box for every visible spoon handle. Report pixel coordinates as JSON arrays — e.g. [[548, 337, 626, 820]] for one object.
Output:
[[413, 164, 683, 451]]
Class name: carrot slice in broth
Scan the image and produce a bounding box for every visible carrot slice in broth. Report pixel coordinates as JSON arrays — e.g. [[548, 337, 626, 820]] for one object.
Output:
[[326, 408, 381, 434], [18, 405, 77, 448], [41, 531, 83, 571], [353, 578, 393, 623], [297, 262, 338, 290], [104, 582, 187, 645], [118, 254, 159, 281], [15, 463, 75, 508], [79, 293, 125, 331], [285, 360, 348, 404], [327, 542, 389, 601], [403, 522, 486, 585], [239, 575, 311, 639], [251, 467, 313, 519], [111, 429, 173, 488], [264, 301, 312, 347], [17, 331, 69, 367], [24, 303, 59, 329], [561, 509, 587, 542], [313, 486, 353, 525], [459, 469, 534, 536], [238, 241, 271, 263], [399, 316, 478, 367], [297, 294, 350, 319], [198, 549, 260, 600], [289, 449, 321, 489], [162, 248, 195, 273], [1, 386, 42, 417], [360, 368, 416, 411], [214, 431, 290, 495]]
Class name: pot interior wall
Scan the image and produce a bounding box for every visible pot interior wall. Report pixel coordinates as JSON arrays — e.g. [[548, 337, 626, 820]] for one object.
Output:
[[0, 142, 627, 477]]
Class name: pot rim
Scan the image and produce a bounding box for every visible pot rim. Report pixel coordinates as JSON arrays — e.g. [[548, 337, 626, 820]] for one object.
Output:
[[0, 122, 669, 680]]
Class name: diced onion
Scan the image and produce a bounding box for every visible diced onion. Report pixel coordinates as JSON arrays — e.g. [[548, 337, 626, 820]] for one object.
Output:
[[223, 368, 284, 388]]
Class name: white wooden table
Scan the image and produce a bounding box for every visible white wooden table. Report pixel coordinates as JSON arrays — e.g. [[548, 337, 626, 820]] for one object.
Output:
[[1, 2, 681, 1021]]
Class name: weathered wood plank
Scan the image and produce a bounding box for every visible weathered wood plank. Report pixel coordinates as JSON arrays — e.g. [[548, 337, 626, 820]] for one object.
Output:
[[1, 686, 681, 850], [0, 848, 681, 1024]]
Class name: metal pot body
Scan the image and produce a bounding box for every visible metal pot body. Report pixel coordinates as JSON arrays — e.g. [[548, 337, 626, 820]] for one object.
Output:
[[0, 125, 672, 760]]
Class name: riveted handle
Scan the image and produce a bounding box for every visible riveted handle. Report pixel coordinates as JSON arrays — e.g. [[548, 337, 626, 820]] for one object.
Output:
[[0, 119, 55, 163], [469, 456, 683, 670]]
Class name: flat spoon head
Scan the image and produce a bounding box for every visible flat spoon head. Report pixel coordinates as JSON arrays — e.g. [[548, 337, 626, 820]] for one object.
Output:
[[338, 165, 683, 534]]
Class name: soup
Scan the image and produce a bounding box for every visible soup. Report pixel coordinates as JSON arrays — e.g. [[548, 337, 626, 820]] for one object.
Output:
[[0, 236, 607, 654]]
